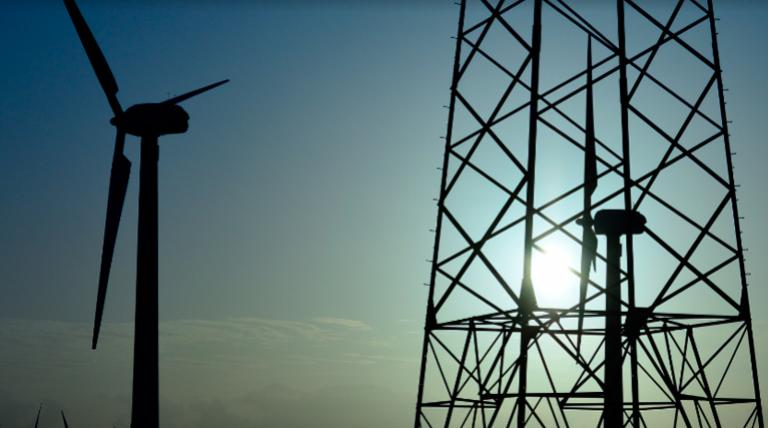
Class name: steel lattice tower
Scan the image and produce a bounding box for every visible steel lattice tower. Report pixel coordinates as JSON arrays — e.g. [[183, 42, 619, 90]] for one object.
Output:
[[414, 0, 764, 426]]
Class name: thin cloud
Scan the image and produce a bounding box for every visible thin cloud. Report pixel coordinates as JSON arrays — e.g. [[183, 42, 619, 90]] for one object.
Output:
[[0, 316, 417, 427], [311, 317, 372, 330]]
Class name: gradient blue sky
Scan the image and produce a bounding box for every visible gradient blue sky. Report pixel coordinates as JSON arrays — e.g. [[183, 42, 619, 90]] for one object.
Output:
[[0, 1, 767, 427]]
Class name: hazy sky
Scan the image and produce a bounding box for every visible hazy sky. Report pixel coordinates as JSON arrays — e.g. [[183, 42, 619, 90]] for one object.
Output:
[[1, 1, 767, 427]]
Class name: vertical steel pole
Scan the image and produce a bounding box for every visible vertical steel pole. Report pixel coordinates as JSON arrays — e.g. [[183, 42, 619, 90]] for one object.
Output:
[[616, 1, 639, 425], [413, 1, 467, 426], [518, 1, 542, 426], [706, 1, 764, 426]]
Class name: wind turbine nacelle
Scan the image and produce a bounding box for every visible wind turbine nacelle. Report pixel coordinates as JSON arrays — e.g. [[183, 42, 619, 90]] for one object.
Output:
[[593, 209, 646, 236], [111, 103, 189, 137]]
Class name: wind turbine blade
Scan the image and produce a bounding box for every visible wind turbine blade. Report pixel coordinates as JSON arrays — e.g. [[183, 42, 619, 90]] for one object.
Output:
[[577, 228, 596, 353], [62, 0, 122, 116], [93, 129, 131, 349], [577, 35, 598, 359], [583, 38, 597, 199], [61, 410, 70, 428], [163, 79, 230, 105], [34, 403, 42, 428]]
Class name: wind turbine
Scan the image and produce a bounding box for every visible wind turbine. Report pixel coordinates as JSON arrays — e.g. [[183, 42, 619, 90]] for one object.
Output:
[[62, 1, 228, 427], [34, 403, 42, 428], [60, 410, 69, 428]]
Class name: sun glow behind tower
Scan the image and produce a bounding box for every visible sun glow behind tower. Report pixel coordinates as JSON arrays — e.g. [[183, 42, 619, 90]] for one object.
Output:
[[531, 244, 579, 308]]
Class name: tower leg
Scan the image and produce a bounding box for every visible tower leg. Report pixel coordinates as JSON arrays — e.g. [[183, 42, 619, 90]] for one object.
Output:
[[517, 321, 530, 428], [132, 136, 159, 428]]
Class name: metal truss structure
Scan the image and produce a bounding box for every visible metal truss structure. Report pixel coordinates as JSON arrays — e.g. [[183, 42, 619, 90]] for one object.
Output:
[[414, 0, 763, 426]]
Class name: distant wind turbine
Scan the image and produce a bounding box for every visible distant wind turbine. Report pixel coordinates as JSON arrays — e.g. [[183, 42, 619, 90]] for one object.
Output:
[[62, 1, 228, 427], [34, 403, 42, 428]]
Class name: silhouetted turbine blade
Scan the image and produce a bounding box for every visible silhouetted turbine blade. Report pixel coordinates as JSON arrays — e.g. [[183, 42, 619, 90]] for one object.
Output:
[[93, 129, 131, 349], [62, 0, 122, 116], [34, 403, 42, 428], [61, 410, 70, 428], [163, 79, 230, 105], [577, 227, 596, 354], [577, 35, 598, 359]]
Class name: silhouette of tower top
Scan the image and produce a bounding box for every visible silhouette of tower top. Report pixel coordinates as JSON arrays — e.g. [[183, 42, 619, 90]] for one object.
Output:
[[414, 1, 763, 426]]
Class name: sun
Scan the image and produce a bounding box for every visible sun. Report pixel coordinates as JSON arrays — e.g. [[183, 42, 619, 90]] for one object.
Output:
[[531, 245, 578, 308]]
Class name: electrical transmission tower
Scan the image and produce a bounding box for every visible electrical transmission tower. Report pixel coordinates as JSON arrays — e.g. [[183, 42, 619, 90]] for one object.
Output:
[[414, 0, 763, 426]]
